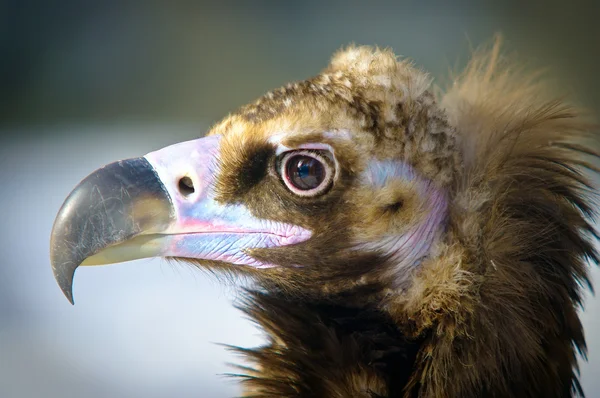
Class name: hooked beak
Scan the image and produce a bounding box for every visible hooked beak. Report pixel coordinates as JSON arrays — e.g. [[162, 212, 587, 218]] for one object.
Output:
[[50, 135, 311, 304]]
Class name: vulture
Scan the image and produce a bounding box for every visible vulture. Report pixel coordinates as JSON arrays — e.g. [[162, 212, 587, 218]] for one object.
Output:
[[50, 38, 599, 397]]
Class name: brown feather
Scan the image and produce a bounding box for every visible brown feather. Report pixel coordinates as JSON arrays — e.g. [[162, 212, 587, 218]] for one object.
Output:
[[190, 36, 599, 397], [396, 36, 598, 397]]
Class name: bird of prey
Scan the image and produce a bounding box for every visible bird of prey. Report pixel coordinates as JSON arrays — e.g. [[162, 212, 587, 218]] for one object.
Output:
[[50, 38, 598, 397]]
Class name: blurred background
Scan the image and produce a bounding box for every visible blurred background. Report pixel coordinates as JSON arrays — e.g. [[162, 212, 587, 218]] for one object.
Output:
[[1, 1, 599, 397]]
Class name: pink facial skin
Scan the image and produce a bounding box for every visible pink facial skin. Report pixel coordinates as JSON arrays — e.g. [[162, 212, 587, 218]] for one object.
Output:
[[143, 135, 312, 268]]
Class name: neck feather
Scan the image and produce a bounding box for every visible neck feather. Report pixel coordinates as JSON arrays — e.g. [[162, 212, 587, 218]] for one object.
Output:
[[231, 289, 424, 397]]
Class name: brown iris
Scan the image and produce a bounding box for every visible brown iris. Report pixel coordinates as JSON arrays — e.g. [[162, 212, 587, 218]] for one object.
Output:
[[285, 155, 326, 190]]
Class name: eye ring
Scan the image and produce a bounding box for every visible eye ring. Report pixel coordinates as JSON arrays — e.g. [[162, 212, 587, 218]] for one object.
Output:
[[279, 150, 334, 197]]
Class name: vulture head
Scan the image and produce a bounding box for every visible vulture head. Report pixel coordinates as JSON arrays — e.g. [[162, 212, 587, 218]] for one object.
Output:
[[50, 38, 598, 397]]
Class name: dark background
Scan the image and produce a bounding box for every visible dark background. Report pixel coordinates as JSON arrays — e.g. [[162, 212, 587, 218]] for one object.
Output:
[[1, 1, 599, 397]]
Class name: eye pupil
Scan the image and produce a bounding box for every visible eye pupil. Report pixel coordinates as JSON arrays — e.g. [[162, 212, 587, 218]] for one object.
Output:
[[286, 155, 325, 190]]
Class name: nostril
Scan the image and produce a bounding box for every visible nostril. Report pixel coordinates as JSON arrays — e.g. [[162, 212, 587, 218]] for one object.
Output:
[[178, 176, 195, 197]]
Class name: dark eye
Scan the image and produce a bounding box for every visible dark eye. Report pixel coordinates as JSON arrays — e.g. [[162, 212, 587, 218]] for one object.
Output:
[[287, 155, 324, 189], [280, 150, 334, 196]]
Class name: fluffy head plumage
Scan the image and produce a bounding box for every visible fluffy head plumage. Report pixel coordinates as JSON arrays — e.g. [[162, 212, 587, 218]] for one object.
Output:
[[212, 44, 461, 188], [203, 37, 599, 397]]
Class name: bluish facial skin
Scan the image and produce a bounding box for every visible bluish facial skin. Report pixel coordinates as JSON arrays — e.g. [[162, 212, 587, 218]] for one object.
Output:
[[358, 159, 448, 274], [143, 135, 312, 268], [362, 159, 420, 187]]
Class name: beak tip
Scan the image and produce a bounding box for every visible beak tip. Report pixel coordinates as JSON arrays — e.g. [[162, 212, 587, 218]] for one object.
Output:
[[51, 261, 76, 305], [63, 287, 75, 305], [64, 293, 75, 305]]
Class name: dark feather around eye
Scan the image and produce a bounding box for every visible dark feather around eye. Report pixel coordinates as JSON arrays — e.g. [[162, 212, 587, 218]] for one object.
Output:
[[217, 143, 274, 201], [241, 146, 272, 188]]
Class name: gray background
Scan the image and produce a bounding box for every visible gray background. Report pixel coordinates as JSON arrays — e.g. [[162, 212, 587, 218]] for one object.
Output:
[[1, 1, 599, 397]]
